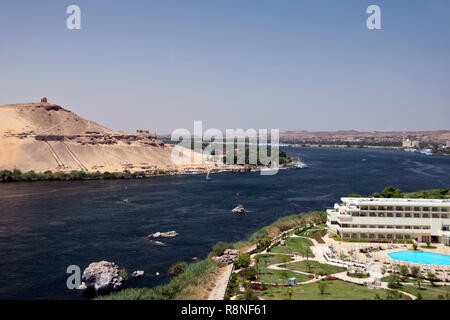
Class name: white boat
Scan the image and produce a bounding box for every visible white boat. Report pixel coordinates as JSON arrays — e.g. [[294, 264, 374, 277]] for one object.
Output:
[[184, 171, 201, 175], [206, 170, 212, 181], [420, 149, 432, 155], [404, 148, 417, 152], [292, 158, 308, 169]]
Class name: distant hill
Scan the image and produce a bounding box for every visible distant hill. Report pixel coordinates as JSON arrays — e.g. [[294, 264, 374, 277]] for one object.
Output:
[[280, 130, 450, 144]]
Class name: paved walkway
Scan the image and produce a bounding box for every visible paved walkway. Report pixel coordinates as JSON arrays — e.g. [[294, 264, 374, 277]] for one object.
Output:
[[208, 264, 234, 300]]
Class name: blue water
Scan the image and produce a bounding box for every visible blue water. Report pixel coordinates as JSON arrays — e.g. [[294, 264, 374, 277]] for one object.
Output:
[[388, 251, 450, 265], [0, 147, 449, 299]]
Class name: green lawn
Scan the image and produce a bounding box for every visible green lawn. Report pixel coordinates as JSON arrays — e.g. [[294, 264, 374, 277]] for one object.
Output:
[[397, 284, 450, 300], [259, 280, 405, 300], [270, 237, 314, 256], [257, 268, 311, 285], [252, 254, 310, 284], [282, 260, 346, 275], [254, 254, 293, 266], [381, 275, 416, 283], [297, 228, 327, 239]]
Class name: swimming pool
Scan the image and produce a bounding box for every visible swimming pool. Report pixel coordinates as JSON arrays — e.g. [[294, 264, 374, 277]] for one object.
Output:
[[388, 251, 450, 265]]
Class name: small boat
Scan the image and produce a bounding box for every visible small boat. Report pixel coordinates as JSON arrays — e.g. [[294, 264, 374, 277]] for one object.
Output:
[[291, 158, 308, 169], [420, 149, 432, 155], [206, 170, 212, 181], [122, 199, 130, 203]]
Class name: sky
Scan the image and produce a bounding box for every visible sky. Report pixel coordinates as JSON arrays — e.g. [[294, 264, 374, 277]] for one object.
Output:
[[0, 0, 449, 134]]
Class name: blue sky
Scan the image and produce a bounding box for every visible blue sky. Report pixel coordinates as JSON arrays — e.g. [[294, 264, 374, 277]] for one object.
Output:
[[1, 0, 449, 133]]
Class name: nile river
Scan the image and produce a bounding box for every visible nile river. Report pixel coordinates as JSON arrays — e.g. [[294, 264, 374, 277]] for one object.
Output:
[[0, 147, 449, 299]]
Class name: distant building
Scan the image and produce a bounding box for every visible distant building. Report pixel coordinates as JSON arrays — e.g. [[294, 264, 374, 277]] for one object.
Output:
[[402, 138, 420, 148], [327, 197, 450, 245]]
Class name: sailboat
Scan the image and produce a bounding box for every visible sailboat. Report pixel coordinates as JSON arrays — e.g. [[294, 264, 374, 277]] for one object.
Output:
[[206, 170, 212, 181]]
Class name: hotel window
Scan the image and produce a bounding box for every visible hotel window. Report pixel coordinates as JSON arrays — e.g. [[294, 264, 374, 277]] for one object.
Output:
[[360, 234, 368, 238], [405, 235, 411, 239], [370, 212, 376, 217], [395, 226, 403, 229], [414, 213, 420, 218], [351, 234, 358, 238], [360, 225, 367, 228], [378, 234, 385, 239], [423, 226, 431, 230], [432, 214, 439, 218], [369, 225, 376, 229], [442, 214, 448, 219], [405, 213, 411, 218], [396, 206, 403, 211], [423, 213, 429, 218], [360, 212, 367, 217], [405, 207, 411, 211], [378, 213, 385, 217], [369, 206, 376, 210], [432, 207, 438, 212], [387, 206, 393, 210], [387, 234, 393, 239], [379, 206, 386, 210], [369, 234, 375, 239], [396, 213, 403, 217], [413, 226, 420, 229], [343, 234, 350, 238], [361, 206, 368, 210], [352, 212, 359, 216], [378, 225, 385, 229], [414, 207, 420, 211], [395, 235, 403, 239], [423, 207, 429, 212], [441, 208, 448, 212], [387, 225, 393, 229], [387, 212, 393, 217], [404, 226, 411, 229]]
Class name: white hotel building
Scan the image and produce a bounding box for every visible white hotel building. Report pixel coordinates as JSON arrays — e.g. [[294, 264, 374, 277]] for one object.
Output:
[[327, 198, 450, 245]]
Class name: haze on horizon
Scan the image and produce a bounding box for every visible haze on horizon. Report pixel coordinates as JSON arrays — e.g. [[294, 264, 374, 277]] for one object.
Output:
[[1, 0, 449, 134]]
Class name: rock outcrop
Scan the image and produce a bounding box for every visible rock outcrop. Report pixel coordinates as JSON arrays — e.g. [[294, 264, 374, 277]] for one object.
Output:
[[132, 270, 144, 278], [80, 261, 124, 293], [147, 231, 179, 239], [212, 249, 240, 265], [232, 206, 246, 213]]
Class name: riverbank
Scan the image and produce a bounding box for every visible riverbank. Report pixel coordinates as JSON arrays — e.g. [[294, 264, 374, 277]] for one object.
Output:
[[99, 211, 326, 300]]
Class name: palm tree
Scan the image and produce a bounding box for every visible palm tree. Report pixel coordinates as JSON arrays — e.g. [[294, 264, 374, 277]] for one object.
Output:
[[427, 272, 437, 286], [416, 274, 423, 289], [410, 266, 420, 278], [318, 281, 327, 296], [286, 287, 293, 300]]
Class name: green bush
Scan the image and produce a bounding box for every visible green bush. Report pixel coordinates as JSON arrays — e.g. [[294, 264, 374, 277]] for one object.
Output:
[[234, 253, 251, 269], [169, 262, 188, 278]]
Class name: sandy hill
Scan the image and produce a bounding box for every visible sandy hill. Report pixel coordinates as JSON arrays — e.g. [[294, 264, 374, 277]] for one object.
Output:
[[0, 98, 223, 174]]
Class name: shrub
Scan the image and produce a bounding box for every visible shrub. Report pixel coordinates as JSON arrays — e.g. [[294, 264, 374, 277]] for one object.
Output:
[[387, 281, 401, 289], [234, 254, 251, 269], [244, 289, 259, 300], [169, 262, 188, 278], [119, 269, 128, 281]]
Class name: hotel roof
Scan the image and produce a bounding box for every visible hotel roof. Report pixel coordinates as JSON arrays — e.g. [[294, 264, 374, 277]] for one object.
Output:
[[341, 197, 450, 207]]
